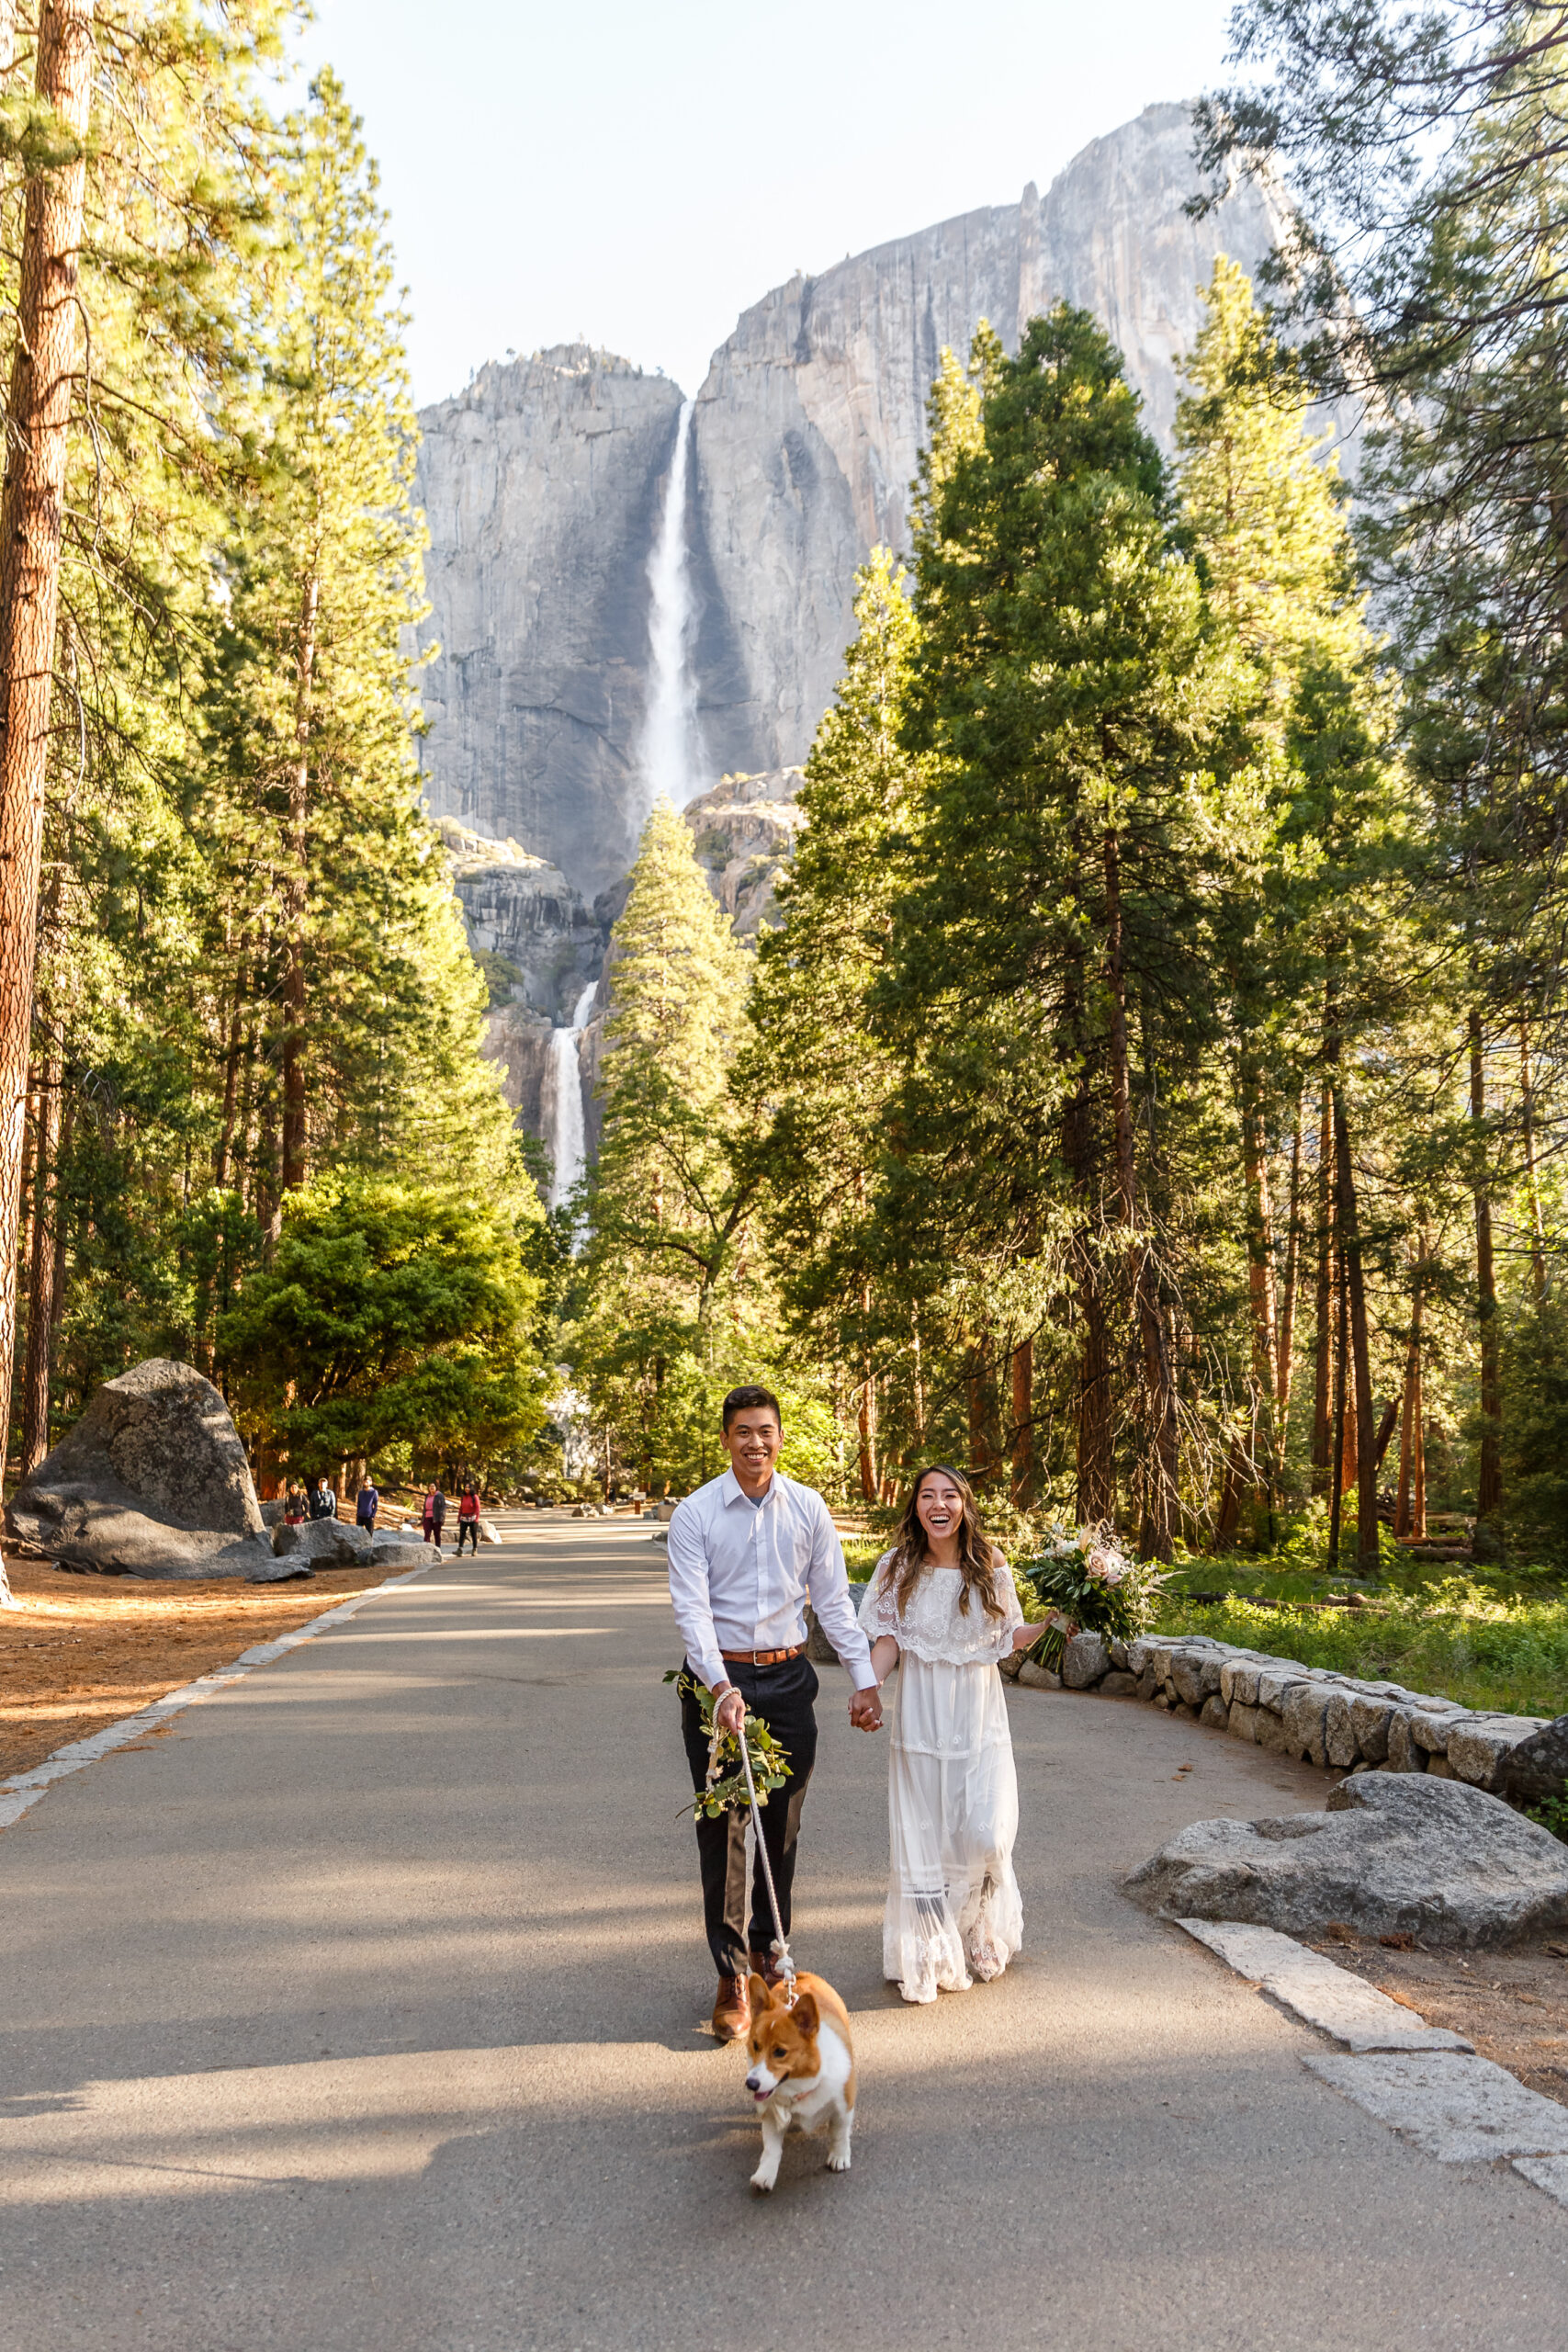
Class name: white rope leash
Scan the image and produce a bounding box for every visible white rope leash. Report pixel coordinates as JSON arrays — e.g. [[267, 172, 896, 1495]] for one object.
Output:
[[709, 1709, 797, 1998]]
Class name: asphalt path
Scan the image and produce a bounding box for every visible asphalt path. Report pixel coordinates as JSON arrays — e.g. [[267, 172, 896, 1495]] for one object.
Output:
[[2, 1519, 1564, 2351]]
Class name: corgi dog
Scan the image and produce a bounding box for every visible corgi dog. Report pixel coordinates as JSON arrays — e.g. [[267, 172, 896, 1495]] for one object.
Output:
[[743, 1970, 856, 2194]]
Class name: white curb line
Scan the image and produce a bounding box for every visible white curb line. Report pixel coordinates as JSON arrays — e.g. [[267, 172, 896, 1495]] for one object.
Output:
[[0, 1564, 433, 1834]]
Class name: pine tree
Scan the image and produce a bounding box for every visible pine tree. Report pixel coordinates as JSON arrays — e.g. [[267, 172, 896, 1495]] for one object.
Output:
[[571, 798, 766, 1488], [1176, 254, 1409, 1570], [881, 307, 1242, 1554], [737, 547, 927, 1498]]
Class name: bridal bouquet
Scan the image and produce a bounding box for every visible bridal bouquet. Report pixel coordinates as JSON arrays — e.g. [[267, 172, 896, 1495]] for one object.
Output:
[[1015, 1523, 1166, 1672], [665, 1668, 792, 1819]]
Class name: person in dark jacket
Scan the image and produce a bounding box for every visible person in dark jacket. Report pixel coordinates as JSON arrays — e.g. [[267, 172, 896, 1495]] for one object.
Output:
[[428, 1484, 446, 1552], [309, 1480, 336, 1521], [355, 1477, 379, 1532]]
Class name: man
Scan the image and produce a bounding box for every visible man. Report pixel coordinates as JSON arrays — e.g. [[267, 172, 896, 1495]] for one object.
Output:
[[355, 1475, 379, 1534], [667, 1384, 883, 2041]]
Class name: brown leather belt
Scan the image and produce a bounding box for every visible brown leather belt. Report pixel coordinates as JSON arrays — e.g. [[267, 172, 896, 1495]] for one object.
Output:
[[719, 1643, 807, 1667]]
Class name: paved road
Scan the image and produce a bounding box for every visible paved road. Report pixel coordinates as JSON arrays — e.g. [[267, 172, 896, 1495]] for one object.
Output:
[[2, 1521, 1564, 2350]]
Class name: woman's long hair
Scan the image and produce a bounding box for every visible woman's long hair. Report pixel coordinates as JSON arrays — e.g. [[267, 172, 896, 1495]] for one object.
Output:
[[889, 1464, 1006, 1621]]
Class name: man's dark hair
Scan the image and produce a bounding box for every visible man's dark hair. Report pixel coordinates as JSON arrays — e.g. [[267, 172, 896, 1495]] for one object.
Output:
[[722, 1385, 782, 1431]]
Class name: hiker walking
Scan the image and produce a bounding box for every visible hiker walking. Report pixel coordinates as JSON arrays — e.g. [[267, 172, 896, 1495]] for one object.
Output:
[[428, 1482, 447, 1552], [355, 1476, 379, 1534], [456, 1484, 482, 1556], [666, 1383, 883, 2042]]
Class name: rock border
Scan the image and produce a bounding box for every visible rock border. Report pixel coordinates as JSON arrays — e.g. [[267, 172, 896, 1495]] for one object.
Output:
[[1000, 1627, 1554, 1796]]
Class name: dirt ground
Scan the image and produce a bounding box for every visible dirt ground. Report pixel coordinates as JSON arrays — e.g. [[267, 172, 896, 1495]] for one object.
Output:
[[0, 1553, 394, 1782], [1308, 1924, 1568, 2107]]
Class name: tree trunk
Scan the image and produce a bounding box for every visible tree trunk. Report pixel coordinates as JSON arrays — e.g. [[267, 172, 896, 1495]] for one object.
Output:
[[964, 1353, 990, 1482], [1275, 1095, 1303, 1431], [1372, 1397, 1399, 1467], [1333, 1086, 1379, 1574], [20, 1032, 61, 1472], [1520, 1018, 1547, 1303], [1239, 1047, 1278, 1427], [910, 1310, 926, 1446], [280, 573, 319, 1194], [1010, 1339, 1032, 1508], [1395, 1236, 1427, 1541], [1327, 1243, 1348, 1571], [0, 1, 93, 1607], [1470, 1010, 1504, 1538], [1310, 1082, 1334, 1493], [1213, 1422, 1248, 1548], [857, 1363, 877, 1504], [1062, 1065, 1112, 1524], [1104, 829, 1177, 1555], [214, 978, 244, 1188]]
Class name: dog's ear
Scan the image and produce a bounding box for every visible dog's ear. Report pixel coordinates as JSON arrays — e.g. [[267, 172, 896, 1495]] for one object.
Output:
[[747, 1973, 772, 2016], [790, 1990, 818, 2036]]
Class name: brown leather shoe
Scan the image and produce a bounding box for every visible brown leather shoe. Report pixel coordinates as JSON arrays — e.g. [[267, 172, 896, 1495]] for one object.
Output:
[[711, 1973, 750, 2041], [749, 1948, 783, 1990]]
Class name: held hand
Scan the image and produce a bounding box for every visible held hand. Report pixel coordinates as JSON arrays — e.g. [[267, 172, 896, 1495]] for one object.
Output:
[[713, 1686, 746, 1736], [848, 1683, 883, 1733]]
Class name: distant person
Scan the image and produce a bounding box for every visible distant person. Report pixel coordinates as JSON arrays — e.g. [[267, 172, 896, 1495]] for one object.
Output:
[[283, 1482, 306, 1525], [456, 1484, 481, 1555], [355, 1476, 379, 1533], [429, 1483, 447, 1552], [309, 1479, 336, 1521], [422, 1484, 438, 1544]]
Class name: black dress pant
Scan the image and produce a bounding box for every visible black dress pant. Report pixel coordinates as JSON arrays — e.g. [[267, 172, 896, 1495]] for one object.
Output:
[[680, 1653, 818, 1978]]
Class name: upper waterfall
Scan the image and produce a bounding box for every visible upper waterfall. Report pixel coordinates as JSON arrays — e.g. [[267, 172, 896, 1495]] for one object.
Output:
[[640, 397, 698, 812]]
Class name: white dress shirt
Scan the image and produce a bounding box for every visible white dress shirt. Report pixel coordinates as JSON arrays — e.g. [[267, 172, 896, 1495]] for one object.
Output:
[[667, 1467, 875, 1692]]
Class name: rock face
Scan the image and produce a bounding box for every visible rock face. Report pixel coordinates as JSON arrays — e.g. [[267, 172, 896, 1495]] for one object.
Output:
[[689, 104, 1291, 790], [439, 815, 601, 1023], [415, 107, 1298, 903], [416, 347, 684, 901], [7, 1359, 275, 1579], [682, 767, 805, 934], [1500, 1714, 1568, 1804], [1123, 1774, 1568, 1948]]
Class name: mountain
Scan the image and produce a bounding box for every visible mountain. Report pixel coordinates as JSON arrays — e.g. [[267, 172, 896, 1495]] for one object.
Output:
[[414, 103, 1289, 904]]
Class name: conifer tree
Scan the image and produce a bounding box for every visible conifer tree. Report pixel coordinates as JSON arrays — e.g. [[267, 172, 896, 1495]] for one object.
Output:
[[882, 307, 1241, 1553], [1176, 255, 1409, 1570], [738, 548, 927, 1497], [571, 798, 767, 1487]]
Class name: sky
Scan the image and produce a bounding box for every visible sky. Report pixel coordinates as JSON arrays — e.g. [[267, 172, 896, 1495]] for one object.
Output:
[[298, 1, 1241, 414]]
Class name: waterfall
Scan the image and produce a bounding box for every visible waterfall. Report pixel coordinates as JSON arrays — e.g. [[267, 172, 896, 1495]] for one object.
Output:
[[641, 398, 697, 808], [546, 979, 598, 1226]]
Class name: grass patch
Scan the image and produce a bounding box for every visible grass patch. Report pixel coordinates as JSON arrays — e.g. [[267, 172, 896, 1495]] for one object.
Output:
[[1155, 1578, 1568, 1720]]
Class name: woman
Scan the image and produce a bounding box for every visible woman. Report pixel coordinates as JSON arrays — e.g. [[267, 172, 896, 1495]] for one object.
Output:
[[422, 1485, 438, 1546], [859, 1464, 1038, 2004], [455, 1484, 481, 1556]]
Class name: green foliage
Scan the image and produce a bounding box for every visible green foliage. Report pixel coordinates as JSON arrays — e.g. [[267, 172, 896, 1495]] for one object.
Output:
[[569, 800, 829, 1495], [666, 1668, 791, 1819], [218, 1178, 546, 1476]]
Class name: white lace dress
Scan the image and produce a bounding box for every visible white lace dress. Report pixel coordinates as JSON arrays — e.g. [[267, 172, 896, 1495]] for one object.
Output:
[[858, 1555, 1025, 2003]]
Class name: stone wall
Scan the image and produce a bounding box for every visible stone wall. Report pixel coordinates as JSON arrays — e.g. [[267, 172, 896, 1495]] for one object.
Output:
[[1001, 1628, 1551, 1797]]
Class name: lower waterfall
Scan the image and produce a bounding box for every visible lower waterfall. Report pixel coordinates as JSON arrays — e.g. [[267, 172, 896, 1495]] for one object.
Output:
[[546, 980, 598, 1224]]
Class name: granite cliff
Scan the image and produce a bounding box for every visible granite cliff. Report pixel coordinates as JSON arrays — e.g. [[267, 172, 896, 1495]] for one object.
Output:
[[415, 104, 1292, 905]]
